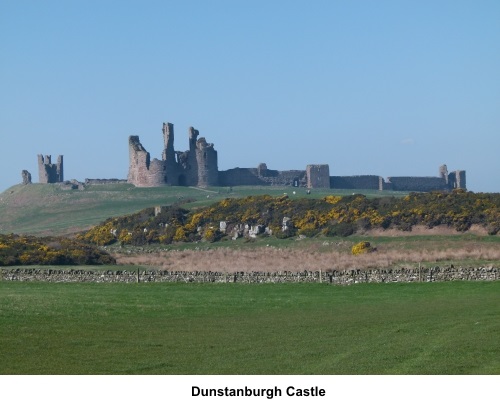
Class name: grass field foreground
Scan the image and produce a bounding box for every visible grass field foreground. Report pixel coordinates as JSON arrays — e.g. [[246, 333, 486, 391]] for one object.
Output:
[[1, 281, 499, 374]]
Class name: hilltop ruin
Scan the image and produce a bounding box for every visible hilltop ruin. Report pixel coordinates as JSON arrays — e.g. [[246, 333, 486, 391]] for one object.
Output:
[[38, 154, 63, 183], [128, 121, 466, 192]]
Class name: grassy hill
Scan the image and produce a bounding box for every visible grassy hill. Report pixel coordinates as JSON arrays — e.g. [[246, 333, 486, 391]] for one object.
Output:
[[0, 183, 406, 236]]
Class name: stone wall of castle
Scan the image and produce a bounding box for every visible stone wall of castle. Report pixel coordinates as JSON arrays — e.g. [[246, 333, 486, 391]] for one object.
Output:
[[330, 175, 382, 190], [38, 154, 63, 183], [218, 167, 307, 187], [126, 120, 466, 192], [384, 176, 447, 192], [218, 168, 267, 186], [84, 178, 128, 185]]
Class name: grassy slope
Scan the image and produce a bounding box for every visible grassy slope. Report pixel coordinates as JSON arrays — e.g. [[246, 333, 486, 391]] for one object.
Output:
[[0, 183, 406, 236], [1, 281, 499, 374]]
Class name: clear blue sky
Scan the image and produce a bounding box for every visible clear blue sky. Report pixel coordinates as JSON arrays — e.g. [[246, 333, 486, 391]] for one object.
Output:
[[1, 0, 499, 192]]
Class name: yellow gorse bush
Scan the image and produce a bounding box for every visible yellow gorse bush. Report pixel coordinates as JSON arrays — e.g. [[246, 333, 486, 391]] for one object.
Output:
[[351, 241, 375, 255]]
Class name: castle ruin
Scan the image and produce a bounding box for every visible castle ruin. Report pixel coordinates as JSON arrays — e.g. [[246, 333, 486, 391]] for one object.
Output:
[[128, 123, 218, 187], [38, 154, 63, 183], [127, 121, 466, 192]]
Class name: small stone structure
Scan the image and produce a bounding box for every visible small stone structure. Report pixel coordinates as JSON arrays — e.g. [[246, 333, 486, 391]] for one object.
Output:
[[59, 180, 85, 190], [84, 178, 128, 185], [21, 170, 32, 185], [127, 121, 467, 192], [38, 154, 63, 183]]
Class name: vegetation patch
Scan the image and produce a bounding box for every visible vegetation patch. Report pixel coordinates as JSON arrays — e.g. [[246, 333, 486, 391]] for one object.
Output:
[[0, 184, 405, 236], [79, 190, 500, 247], [0, 234, 115, 266]]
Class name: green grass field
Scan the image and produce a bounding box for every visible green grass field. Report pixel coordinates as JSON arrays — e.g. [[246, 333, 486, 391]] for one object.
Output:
[[1, 281, 499, 374]]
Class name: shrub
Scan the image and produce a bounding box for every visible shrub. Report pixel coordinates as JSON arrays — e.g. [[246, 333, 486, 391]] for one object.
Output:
[[203, 228, 222, 243], [351, 241, 375, 255], [173, 227, 187, 242], [324, 222, 355, 237]]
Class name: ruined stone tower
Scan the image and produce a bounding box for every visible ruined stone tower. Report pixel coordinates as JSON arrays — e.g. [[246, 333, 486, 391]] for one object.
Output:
[[128, 134, 172, 187], [195, 136, 218, 187], [306, 164, 330, 188], [128, 122, 218, 187], [21, 170, 32, 185], [439, 164, 449, 184], [38, 154, 63, 183], [448, 170, 467, 190]]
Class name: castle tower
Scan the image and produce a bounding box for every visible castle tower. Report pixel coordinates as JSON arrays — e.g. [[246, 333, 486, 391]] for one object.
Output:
[[454, 170, 466, 190], [161, 122, 178, 184], [57, 155, 64, 182], [439, 164, 449, 184], [447, 170, 467, 191], [162, 122, 175, 163], [38, 154, 63, 183], [189, 126, 199, 152], [184, 127, 200, 186], [306, 164, 330, 188], [196, 137, 218, 187]]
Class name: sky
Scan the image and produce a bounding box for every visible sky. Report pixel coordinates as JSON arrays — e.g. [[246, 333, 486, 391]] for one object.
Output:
[[1, 0, 499, 192]]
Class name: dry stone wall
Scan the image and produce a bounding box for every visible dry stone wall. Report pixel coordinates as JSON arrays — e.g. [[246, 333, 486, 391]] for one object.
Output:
[[3, 266, 497, 284]]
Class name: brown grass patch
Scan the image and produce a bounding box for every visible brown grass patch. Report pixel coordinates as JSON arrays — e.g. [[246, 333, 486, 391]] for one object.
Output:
[[114, 242, 500, 272], [363, 225, 489, 237]]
